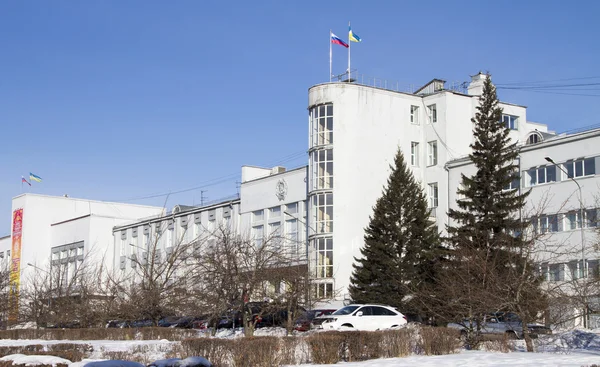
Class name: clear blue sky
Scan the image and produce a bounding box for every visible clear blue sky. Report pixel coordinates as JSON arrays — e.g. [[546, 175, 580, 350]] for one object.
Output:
[[1, 0, 599, 235]]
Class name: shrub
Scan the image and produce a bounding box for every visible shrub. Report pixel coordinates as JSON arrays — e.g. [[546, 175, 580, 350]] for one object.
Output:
[[344, 331, 383, 361], [180, 338, 233, 367], [0, 345, 44, 357], [418, 327, 461, 355], [0, 328, 197, 341], [230, 337, 280, 367], [306, 332, 345, 364], [380, 329, 415, 358], [278, 336, 304, 365]]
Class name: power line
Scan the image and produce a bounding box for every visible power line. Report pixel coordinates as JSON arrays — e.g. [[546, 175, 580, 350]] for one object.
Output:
[[496, 76, 600, 86], [117, 150, 308, 202], [498, 82, 600, 90]]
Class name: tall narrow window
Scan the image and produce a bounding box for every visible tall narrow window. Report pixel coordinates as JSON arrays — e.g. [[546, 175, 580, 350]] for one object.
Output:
[[310, 104, 333, 147], [427, 141, 438, 166], [312, 149, 333, 190], [428, 183, 439, 208], [315, 237, 333, 278], [410, 142, 419, 167], [252, 225, 264, 248], [427, 104, 437, 123], [410, 105, 419, 124], [313, 193, 333, 234], [502, 114, 518, 130]]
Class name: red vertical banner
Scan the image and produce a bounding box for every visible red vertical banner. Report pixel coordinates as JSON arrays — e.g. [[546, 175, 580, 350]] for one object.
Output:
[[8, 209, 23, 323]]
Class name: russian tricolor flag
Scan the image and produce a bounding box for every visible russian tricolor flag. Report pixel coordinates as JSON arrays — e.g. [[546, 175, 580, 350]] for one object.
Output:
[[331, 33, 349, 48]]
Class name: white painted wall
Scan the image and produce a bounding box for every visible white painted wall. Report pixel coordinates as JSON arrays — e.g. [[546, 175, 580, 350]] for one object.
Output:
[[307, 80, 550, 302], [10, 194, 163, 285], [447, 129, 600, 266]]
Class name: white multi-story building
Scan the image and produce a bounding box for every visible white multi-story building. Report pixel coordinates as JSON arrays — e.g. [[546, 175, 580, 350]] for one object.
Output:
[[6, 72, 597, 320], [3, 194, 164, 295], [111, 165, 309, 276], [307, 73, 551, 304]]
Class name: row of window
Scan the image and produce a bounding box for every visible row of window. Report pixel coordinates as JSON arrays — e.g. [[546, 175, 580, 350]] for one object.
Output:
[[540, 260, 599, 282], [411, 141, 438, 167], [531, 209, 597, 234], [410, 104, 437, 125], [252, 202, 300, 223], [524, 158, 596, 188]]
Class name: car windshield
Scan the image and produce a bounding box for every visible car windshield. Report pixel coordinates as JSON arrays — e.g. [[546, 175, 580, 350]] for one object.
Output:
[[333, 306, 360, 315]]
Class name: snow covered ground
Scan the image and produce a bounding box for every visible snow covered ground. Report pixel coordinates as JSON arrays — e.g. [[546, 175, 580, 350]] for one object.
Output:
[[0, 328, 598, 367]]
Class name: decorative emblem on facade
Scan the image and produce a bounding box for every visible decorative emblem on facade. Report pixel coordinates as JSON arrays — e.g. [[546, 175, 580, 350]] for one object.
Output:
[[275, 179, 288, 201]]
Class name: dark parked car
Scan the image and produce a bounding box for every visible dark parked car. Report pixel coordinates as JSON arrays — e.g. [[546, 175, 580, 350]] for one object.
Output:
[[294, 309, 336, 332], [131, 319, 153, 328], [158, 316, 181, 327]]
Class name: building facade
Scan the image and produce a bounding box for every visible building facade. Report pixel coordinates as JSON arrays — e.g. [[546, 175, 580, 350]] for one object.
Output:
[[6, 194, 164, 293], [307, 73, 551, 304], [7, 72, 597, 317]]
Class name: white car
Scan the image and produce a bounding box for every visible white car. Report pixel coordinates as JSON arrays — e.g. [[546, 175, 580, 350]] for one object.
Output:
[[315, 304, 407, 331]]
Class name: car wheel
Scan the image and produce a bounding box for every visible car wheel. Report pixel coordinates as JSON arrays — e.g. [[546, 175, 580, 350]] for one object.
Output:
[[341, 323, 354, 328]]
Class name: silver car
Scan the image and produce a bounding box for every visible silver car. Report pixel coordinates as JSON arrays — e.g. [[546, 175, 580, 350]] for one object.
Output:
[[447, 312, 551, 339]]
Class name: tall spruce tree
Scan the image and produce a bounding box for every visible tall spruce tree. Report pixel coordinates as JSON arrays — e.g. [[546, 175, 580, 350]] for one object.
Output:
[[349, 148, 441, 315], [448, 74, 528, 248], [445, 74, 544, 351]]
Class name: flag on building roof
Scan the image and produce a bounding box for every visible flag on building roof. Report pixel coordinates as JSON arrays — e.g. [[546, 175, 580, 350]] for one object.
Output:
[[21, 177, 31, 186], [29, 173, 42, 183], [349, 26, 361, 42], [331, 33, 349, 48]]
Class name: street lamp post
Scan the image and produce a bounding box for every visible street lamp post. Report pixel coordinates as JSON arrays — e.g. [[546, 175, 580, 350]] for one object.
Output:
[[545, 156, 587, 328], [284, 210, 315, 305]]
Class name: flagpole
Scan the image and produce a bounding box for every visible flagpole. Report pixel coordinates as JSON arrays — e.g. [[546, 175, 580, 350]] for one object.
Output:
[[329, 29, 332, 82], [348, 21, 351, 81]]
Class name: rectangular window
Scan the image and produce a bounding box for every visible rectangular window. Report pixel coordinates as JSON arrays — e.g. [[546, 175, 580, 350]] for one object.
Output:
[[310, 103, 333, 147], [269, 221, 281, 236], [427, 104, 437, 123], [286, 202, 298, 215], [411, 142, 419, 167], [586, 209, 598, 228], [539, 215, 559, 233], [315, 282, 334, 299], [311, 148, 334, 190], [252, 210, 264, 222], [286, 219, 298, 245], [313, 193, 333, 234], [564, 158, 595, 178], [410, 105, 419, 125], [315, 237, 333, 278], [526, 165, 556, 186], [566, 211, 582, 230], [269, 206, 281, 219], [167, 228, 173, 248], [427, 141, 438, 166], [549, 263, 564, 282], [252, 225, 264, 248], [428, 183, 439, 208], [502, 114, 518, 130], [503, 172, 520, 191]]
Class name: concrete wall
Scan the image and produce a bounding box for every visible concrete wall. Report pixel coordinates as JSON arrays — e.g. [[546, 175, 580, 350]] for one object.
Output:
[[10, 194, 164, 284], [448, 129, 600, 266], [307, 81, 550, 303]]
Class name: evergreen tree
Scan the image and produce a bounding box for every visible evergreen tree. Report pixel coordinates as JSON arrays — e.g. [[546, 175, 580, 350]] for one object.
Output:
[[448, 74, 528, 249], [349, 148, 441, 314], [445, 74, 544, 351]]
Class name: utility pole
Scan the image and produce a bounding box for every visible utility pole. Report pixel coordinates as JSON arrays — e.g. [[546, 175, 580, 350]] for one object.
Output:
[[200, 190, 208, 206]]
